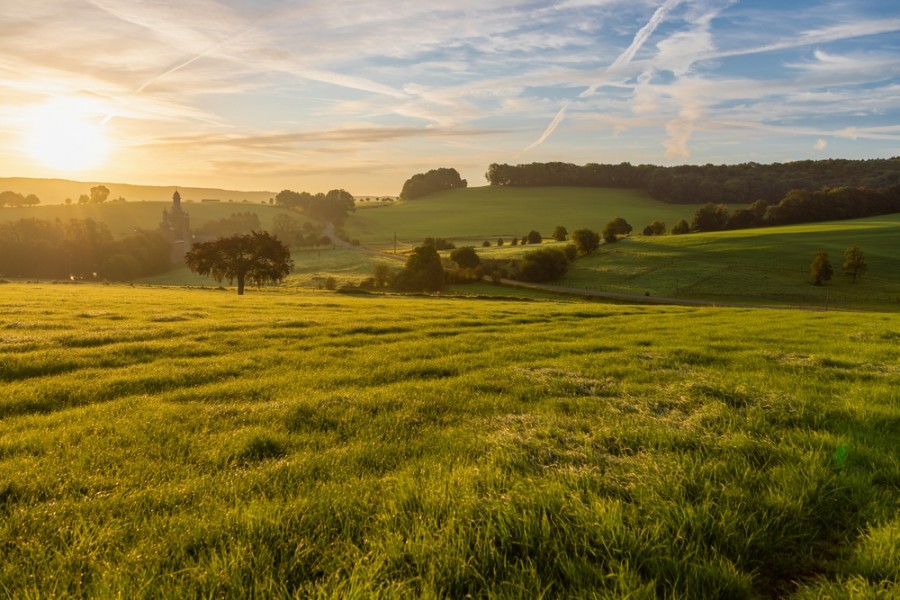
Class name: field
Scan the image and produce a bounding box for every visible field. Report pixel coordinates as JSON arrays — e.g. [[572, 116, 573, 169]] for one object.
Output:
[[557, 214, 900, 311], [1, 283, 897, 597], [345, 186, 733, 248]]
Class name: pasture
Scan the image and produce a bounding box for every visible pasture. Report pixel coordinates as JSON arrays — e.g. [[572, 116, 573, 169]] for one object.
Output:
[[1, 283, 897, 597], [343, 186, 731, 247]]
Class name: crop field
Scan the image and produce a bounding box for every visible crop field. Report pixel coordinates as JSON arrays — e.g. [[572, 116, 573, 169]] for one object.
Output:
[[344, 186, 733, 247], [1, 283, 897, 597]]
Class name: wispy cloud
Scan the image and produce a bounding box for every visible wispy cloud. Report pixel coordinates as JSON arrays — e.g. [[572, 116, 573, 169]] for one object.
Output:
[[0, 0, 898, 192]]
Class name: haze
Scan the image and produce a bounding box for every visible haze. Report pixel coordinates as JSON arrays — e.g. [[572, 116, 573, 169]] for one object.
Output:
[[1, 0, 899, 195]]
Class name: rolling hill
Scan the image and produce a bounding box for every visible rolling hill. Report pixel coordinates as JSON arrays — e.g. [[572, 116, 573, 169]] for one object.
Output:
[[0, 177, 275, 205]]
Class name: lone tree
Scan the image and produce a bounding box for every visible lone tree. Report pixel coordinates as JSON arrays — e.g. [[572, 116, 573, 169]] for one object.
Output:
[[519, 248, 569, 282], [810, 251, 833, 286], [571, 229, 600, 256], [185, 231, 293, 295], [394, 245, 444, 292], [551, 225, 568, 241], [843, 245, 868, 283], [450, 246, 480, 269]]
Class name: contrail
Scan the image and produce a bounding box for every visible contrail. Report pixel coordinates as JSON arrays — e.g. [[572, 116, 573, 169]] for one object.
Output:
[[522, 103, 569, 153], [102, 23, 260, 126], [522, 0, 683, 151]]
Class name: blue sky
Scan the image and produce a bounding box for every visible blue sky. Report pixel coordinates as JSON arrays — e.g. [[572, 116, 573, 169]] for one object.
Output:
[[1, 0, 898, 194]]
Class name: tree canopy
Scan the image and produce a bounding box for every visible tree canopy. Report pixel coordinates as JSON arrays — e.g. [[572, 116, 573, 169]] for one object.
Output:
[[0, 191, 40, 207], [485, 158, 900, 205], [518, 248, 569, 283], [843, 246, 868, 283], [274, 189, 355, 224], [400, 168, 467, 200], [810, 251, 833, 286], [571, 229, 600, 256], [394, 245, 444, 292], [185, 231, 293, 295]]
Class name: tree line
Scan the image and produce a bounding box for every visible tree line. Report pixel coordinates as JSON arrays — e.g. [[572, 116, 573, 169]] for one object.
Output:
[[485, 158, 900, 205], [673, 186, 900, 234], [0, 218, 171, 281], [274, 189, 355, 224], [400, 168, 467, 200]]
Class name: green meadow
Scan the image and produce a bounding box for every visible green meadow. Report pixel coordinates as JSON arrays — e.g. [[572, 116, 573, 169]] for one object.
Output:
[[346, 186, 724, 248], [1, 283, 897, 598], [558, 214, 900, 311]]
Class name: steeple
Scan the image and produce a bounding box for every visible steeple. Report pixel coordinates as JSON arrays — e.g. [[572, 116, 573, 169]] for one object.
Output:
[[173, 189, 182, 211]]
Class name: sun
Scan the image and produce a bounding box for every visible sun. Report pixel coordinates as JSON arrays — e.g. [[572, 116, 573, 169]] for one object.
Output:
[[25, 100, 111, 172]]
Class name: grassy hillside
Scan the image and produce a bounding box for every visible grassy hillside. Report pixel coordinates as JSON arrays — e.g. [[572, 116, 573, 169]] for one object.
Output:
[[556, 214, 900, 310], [0, 201, 305, 236], [344, 186, 733, 248], [1, 283, 897, 597], [0, 177, 274, 205]]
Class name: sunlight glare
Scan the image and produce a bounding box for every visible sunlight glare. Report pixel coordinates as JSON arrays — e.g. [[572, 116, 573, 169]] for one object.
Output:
[[25, 100, 111, 172]]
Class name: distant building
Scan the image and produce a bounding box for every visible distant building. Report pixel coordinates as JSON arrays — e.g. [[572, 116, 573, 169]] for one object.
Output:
[[159, 190, 193, 262]]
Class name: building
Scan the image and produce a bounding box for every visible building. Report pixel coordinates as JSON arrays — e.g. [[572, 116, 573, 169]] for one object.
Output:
[[159, 190, 192, 262]]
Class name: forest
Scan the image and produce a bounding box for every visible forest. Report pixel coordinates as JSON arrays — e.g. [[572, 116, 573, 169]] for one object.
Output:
[[485, 158, 900, 205]]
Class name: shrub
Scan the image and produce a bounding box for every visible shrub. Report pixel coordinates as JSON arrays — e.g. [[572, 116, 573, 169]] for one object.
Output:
[[519, 248, 569, 282]]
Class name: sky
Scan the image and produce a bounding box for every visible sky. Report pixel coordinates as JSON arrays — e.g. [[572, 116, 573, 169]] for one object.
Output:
[[1, 0, 899, 196]]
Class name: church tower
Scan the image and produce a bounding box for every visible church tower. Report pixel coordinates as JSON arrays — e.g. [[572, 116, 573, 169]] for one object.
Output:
[[160, 190, 193, 262]]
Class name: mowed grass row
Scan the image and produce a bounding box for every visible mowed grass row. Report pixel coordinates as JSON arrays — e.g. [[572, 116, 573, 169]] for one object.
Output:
[[0, 283, 898, 598]]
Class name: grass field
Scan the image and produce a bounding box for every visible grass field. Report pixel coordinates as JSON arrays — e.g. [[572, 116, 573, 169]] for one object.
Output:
[[556, 214, 900, 311], [1, 283, 897, 597], [344, 186, 734, 247]]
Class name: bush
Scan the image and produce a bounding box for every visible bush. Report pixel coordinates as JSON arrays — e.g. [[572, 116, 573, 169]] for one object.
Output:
[[671, 219, 690, 235], [519, 248, 569, 282], [572, 229, 600, 256], [450, 247, 480, 269]]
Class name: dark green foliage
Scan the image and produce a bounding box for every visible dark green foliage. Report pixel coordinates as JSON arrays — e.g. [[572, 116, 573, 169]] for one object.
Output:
[[571, 229, 600, 255], [400, 168, 467, 200], [185, 231, 293, 295], [810, 251, 833, 286], [450, 247, 480, 269], [690, 203, 730, 232], [482, 240, 491, 247], [518, 248, 569, 282], [394, 245, 445, 292], [551, 226, 568, 241], [843, 245, 868, 282], [274, 189, 355, 224], [603, 218, 631, 244], [0, 218, 169, 280], [526, 230, 543, 244], [642, 220, 666, 236], [497, 238, 504, 247], [423, 237, 455, 250], [195, 212, 261, 238], [671, 219, 690, 235], [563, 244, 577, 261]]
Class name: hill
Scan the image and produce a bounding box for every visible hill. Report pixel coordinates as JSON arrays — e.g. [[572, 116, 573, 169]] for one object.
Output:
[[0, 177, 275, 205], [1, 283, 897, 597], [343, 186, 732, 248], [555, 214, 900, 311]]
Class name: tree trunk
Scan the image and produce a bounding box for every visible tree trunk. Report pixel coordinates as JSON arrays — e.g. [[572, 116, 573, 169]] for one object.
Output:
[[237, 274, 245, 295]]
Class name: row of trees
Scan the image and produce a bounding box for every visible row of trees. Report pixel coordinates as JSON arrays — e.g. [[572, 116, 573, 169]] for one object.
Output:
[[274, 189, 355, 224], [485, 158, 900, 205], [400, 168, 467, 200], [675, 185, 900, 234], [0, 218, 171, 281], [0, 191, 40, 207]]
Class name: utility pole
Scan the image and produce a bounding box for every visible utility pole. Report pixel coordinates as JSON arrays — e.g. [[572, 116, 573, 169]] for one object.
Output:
[[393, 232, 397, 254]]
